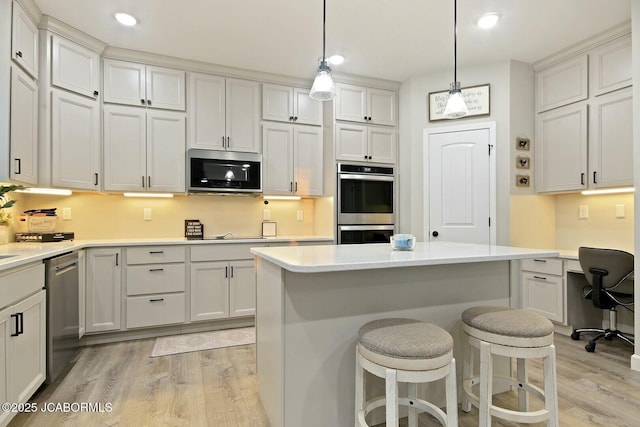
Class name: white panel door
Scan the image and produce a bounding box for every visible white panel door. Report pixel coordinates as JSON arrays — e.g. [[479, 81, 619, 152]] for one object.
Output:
[[51, 35, 100, 99], [103, 59, 146, 107], [188, 72, 226, 150], [263, 123, 294, 195], [103, 105, 147, 192], [335, 123, 367, 162], [428, 127, 492, 244], [190, 262, 229, 321], [10, 66, 38, 184], [146, 111, 186, 193], [226, 78, 260, 153], [229, 260, 256, 317], [11, 1, 38, 79], [51, 90, 101, 190], [294, 126, 323, 197], [145, 66, 186, 111], [589, 87, 633, 188]]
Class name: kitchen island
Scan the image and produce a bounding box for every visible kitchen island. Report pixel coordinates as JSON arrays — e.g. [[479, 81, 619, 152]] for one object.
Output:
[[251, 241, 558, 427]]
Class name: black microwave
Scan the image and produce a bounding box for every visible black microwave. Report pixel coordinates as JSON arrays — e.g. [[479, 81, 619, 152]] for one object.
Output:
[[188, 149, 262, 193]]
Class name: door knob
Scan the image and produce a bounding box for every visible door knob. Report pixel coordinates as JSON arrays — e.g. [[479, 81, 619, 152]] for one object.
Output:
[[432, 231, 439, 237]]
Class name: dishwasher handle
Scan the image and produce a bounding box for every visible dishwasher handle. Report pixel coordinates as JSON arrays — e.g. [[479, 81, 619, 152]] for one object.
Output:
[[54, 262, 78, 276]]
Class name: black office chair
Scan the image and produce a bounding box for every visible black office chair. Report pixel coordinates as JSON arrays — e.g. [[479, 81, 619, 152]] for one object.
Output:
[[571, 247, 634, 352]]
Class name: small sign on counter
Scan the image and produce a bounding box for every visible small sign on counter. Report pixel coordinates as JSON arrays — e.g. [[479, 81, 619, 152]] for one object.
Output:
[[185, 219, 203, 240]]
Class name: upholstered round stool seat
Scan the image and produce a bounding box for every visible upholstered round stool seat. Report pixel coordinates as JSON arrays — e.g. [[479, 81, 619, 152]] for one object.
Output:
[[355, 318, 458, 427], [461, 306, 558, 427]]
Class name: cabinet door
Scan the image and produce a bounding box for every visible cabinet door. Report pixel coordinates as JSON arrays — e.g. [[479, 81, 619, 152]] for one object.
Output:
[[10, 66, 38, 185], [86, 249, 122, 333], [294, 126, 323, 196], [103, 105, 147, 192], [335, 83, 367, 123], [146, 111, 186, 193], [535, 103, 588, 193], [536, 54, 588, 112], [226, 78, 260, 153], [11, 1, 38, 79], [10, 290, 46, 403], [263, 123, 294, 195], [590, 34, 632, 97], [190, 262, 229, 321], [522, 272, 563, 323], [229, 260, 256, 317], [51, 35, 100, 99], [589, 87, 633, 188], [51, 89, 101, 190], [262, 84, 293, 122], [103, 59, 146, 107], [146, 66, 186, 111], [293, 87, 322, 126], [368, 127, 397, 164], [188, 72, 226, 150], [335, 123, 368, 162], [368, 88, 397, 126], [0, 306, 11, 427]]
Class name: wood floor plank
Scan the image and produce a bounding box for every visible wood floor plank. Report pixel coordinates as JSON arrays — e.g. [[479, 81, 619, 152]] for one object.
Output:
[[8, 333, 640, 426]]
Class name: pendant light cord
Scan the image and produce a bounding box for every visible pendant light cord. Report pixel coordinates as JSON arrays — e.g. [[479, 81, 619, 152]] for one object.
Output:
[[453, 0, 457, 83]]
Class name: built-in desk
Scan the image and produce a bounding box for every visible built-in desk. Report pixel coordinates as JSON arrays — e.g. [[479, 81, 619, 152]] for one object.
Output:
[[521, 253, 634, 335]]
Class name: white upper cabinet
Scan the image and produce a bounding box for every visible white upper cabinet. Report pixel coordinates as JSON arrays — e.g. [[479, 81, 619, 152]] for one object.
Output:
[[10, 65, 38, 185], [103, 59, 186, 111], [11, 1, 38, 79], [51, 35, 100, 99], [146, 110, 186, 193], [535, 102, 588, 193], [589, 34, 632, 97], [335, 83, 397, 126], [589, 87, 633, 188], [335, 123, 396, 164], [536, 54, 588, 113], [262, 84, 322, 126], [51, 89, 101, 191], [188, 73, 260, 153]]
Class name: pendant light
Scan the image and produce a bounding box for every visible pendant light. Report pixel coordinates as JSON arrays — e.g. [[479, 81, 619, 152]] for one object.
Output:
[[309, 0, 336, 101], [443, 0, 468, 119]]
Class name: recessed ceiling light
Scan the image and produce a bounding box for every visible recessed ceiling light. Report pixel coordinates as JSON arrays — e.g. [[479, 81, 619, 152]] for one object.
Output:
[[328, 55, 344, 65], [115, 12, 137, 26], [477, 13, 500, 29]]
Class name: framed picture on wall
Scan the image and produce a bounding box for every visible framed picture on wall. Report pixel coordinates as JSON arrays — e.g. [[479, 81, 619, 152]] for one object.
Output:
[[428, 84, 490, 121]]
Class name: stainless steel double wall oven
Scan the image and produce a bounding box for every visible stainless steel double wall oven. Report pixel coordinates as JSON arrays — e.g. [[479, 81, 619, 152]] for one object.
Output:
[[337, 163, 395, 244]]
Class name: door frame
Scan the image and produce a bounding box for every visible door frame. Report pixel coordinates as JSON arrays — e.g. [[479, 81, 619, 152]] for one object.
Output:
[[423, 121, 497, 244]]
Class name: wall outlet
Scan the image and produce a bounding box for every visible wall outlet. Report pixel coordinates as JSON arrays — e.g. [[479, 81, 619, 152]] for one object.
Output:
[[579, 205, 588, 219], [263, 209, 271, 220], [144, 208, 152, 221], [296, 210, 304, 221], [616, 204, 625, 218], [62, 207, 72, 220]]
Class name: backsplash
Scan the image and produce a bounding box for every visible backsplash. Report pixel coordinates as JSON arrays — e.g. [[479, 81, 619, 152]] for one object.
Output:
[[13, 193, 328, 240]]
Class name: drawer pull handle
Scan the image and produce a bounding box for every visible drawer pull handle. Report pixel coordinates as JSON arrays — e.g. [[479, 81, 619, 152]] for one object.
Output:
[[149, 268, 164, 272], [533, 275, 547, 280], [533, 259, 547, 263], [149, 251, 165, 254], [149, 298, 164, 302]]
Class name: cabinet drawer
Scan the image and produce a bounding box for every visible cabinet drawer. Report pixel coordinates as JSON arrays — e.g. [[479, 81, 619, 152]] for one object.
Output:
[[126, 246, 186, 264], [126, 293, 185, 329], [190, 243, 266, 262], [0, 263, 44, 309], [126, 264, 185, 295], [521, 258, 563, 275]]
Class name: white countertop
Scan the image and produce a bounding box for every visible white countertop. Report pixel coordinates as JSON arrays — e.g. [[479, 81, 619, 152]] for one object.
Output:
[[250, 241, 559, 273], [0, 236, 333, 272]]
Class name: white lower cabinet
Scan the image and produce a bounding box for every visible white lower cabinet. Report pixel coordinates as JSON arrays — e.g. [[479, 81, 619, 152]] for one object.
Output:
[[0, 264, 46, 427], [85, 248, 122, 333], [521, 258, 564, 323]]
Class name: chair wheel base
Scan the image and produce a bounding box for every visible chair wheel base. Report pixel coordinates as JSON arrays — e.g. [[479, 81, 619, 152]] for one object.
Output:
[[585, 341, 596, 352], [570, 331, 580, 340]]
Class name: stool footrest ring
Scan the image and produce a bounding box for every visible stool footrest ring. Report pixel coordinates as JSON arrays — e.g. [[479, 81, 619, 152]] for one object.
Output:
[[358, 396, 448, 427]]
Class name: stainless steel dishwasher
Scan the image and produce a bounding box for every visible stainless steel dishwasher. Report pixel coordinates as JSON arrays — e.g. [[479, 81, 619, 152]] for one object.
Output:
[[45, 251, 79, 383]]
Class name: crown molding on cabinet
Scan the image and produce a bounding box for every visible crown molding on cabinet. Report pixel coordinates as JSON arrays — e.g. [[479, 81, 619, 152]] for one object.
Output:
[[532, 20, 631, 71], [16, 0, 41, 24], [38, 15, 106, 54], [333, 71, 401, 92]]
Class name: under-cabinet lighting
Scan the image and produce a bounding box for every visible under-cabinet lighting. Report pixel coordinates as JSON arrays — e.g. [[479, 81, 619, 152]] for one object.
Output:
[[16, 188, 72, 196], [115, 13, 137, 26], [581, 187, 635, 196], [263, 195, 302, 201], [123, 193, 174, 198]]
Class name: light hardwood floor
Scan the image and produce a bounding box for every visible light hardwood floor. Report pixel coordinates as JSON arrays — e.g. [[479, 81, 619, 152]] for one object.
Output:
[[9, 333, 640, 426]]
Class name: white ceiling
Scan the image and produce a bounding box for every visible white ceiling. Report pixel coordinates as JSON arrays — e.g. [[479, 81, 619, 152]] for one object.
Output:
[[34, 0, 631, 83]]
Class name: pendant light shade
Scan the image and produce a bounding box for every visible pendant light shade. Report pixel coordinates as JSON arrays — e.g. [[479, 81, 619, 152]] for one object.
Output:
[[443, 0, 468, 119], [309, 0, 336, 101]]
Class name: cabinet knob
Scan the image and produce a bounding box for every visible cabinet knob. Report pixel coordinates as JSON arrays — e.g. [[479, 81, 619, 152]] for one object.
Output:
[[432, 231, 439, 237], [293, 116, 298, 121], [368, 116, 372, 121], [141, 99, 146, 105], [364, 116, 367, 120], [289, 116, 294, 121], [16, 51, 22, 58], [147, 100, 152, 106], [93, 90, 99, 97]]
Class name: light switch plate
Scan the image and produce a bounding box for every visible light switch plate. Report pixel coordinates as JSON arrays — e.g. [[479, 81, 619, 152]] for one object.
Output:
[[62, 207, 72, 220], [296, 210, 304, 221], [579, 205, 588, 219], [144, 208, 152, 221], [616, 204, 625, 218]]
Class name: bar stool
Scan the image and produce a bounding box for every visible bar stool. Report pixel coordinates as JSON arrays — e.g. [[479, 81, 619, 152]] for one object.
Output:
[[461, 306, 558, 427], [355, 318, 458, 427]]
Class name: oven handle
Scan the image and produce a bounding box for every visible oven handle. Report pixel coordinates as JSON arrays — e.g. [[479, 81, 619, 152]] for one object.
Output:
[[338, 225, 395, 232], [338, 173, 394, 182]]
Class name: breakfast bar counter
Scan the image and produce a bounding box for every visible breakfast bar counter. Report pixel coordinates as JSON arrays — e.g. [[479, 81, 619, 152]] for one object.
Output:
[[251, 241, 558, 427]]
